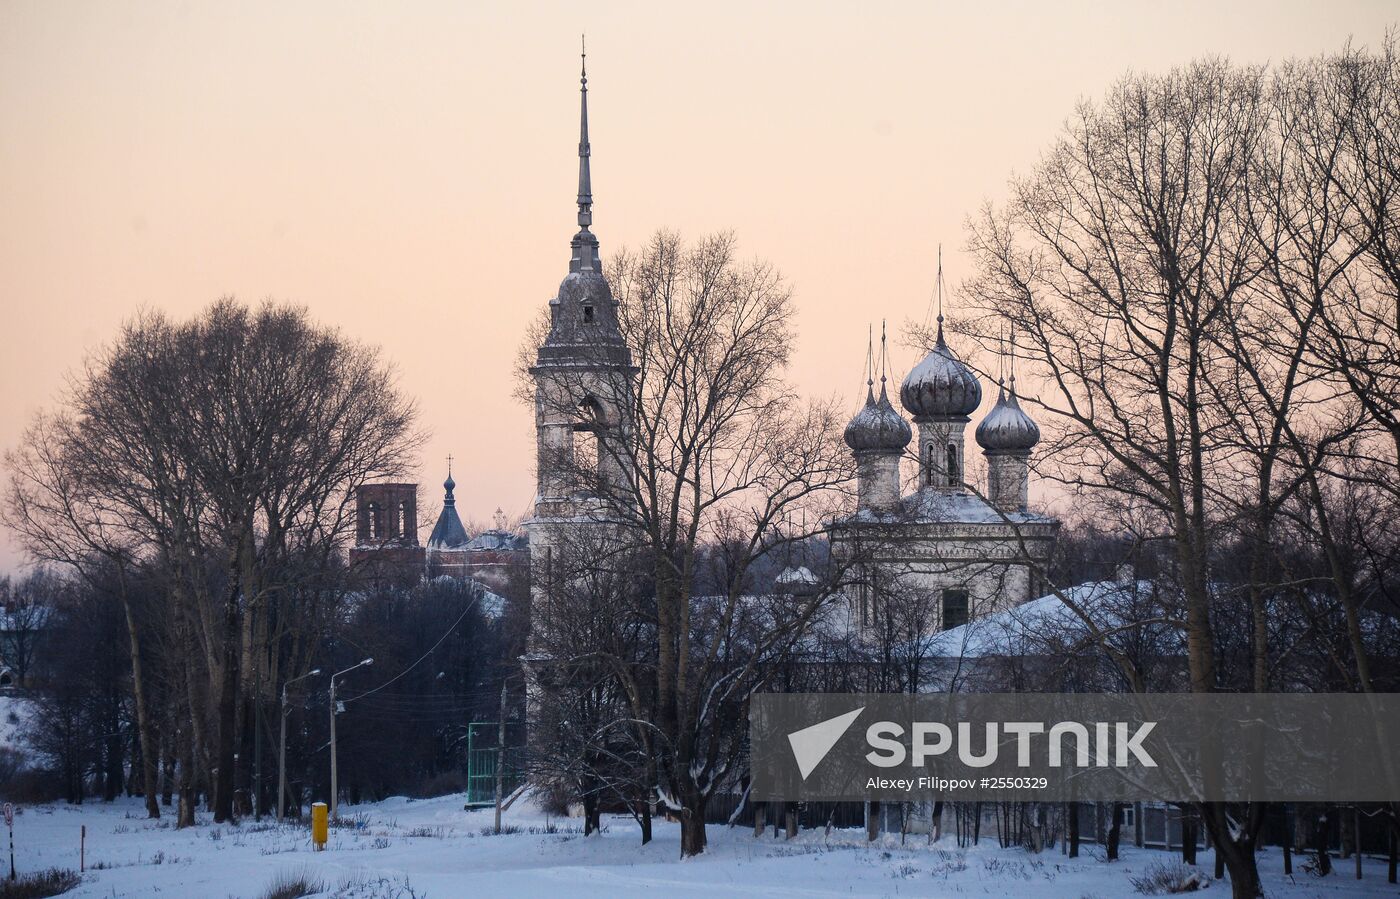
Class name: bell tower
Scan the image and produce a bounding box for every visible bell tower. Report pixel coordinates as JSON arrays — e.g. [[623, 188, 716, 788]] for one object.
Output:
[[526, 44, 637, 636]]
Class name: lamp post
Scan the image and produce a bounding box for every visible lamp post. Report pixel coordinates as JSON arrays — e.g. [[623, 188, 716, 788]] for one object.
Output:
[[329, 658, 373, 822], [277, 667, 320, 822]]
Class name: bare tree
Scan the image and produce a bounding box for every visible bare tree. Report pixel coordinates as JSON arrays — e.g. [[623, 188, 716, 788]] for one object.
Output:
[[6, 299, 421, 823], [522, 231, 861, 856], [964, 60, 1274, 896]]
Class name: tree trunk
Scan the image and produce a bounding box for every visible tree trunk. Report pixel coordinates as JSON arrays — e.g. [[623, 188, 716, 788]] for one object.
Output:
[[1312, 805, 1332, 876], [680, 794, 708, 857], [866, 800, 880, 841], [642, 750, 657, 846], [1068, 803, 1080, 858], [1201, 803, 1263, 899], [1282, 804, 1292, 876], [582, 792, 600, 836], [753, 801, 766, 838], [177, 725, 197, 828], [119, 591, 160, 819], [784, 802, 797, 839], [212, 597, 240, 823], [1388, 819, 1396, 884], [1107, 803, 1122, 861], [103, 723, 123, 801]]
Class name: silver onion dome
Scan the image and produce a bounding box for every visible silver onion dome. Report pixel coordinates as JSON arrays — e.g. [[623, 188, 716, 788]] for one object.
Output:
[[845, 383, 913, 453], [975, 381, 1040, 452], [899, 323, 982, 419]]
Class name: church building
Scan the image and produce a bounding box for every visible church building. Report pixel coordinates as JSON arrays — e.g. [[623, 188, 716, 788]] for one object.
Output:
[[349, 471, 527, 593], [831, 286, 1059, 634], [355, 50, 1057, 641]]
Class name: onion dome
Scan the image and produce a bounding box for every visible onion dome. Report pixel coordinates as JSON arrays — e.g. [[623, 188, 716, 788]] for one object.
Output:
[[975, 380, 1041, 453], [427, 464, 470, 550], [845, 382, 914, 453], [899, 321, 982, 419]]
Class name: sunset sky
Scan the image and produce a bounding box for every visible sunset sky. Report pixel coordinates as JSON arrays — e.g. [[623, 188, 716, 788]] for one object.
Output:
[[1, 1, 1394, 569]]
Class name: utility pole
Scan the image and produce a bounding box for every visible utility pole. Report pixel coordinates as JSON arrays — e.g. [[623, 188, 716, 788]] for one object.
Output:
[[253, 666, 261, 820], [494, 680, 508, 834], [329, 658, 373, 822], [277, 667, 320, 822]]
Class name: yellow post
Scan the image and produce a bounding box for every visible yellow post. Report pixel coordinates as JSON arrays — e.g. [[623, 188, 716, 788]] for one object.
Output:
[[311, 801, 328, 850]]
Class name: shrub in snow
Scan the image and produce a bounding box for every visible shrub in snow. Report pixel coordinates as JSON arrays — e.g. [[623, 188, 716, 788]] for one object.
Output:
[[0, 867, 81, 899], [1130, 861, 1211, 894], [258, 866, 325, 899]]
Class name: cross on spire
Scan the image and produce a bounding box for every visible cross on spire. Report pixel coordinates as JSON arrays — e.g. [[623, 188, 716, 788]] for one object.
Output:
[[879, 319, 890, 389]]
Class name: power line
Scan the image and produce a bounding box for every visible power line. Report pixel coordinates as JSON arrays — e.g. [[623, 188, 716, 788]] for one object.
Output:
[[340, 594, 480, 704]]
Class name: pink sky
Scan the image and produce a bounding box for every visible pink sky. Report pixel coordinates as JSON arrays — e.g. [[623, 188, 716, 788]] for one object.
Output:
[[1, 1, 1393, 570]]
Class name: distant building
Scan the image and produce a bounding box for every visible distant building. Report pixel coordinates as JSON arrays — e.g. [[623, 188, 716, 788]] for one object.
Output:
[[349, 482, 427, 585], [351, 473, 528, 595], [424, 471, 527, 593]]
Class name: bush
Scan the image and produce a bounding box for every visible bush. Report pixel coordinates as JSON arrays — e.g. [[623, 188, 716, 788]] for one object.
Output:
[[1130, 861, 1210, 894], [412, 770, 467, 798], [258, 866, 325, 899], [1, 769, 62, 805], [0, 868, 81, 899]]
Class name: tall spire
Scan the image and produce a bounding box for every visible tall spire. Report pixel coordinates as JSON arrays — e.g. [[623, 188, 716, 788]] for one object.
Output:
[[577, 36, 592, 229], [864, 324, 875, 399], [1008, 322, 1018, 397], [570, 36, 600, 273], [935, 244, 946, 344], [878, 320, 891, 400]]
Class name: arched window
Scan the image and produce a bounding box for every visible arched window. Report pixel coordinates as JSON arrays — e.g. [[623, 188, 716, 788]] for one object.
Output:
[[942, 589, 969, 631], [574, 397, 606, 490], [397, 500, 410, 539], [366, 502, 381, 540], [925, 443, 936, 485], [946, 442, 959, 487]]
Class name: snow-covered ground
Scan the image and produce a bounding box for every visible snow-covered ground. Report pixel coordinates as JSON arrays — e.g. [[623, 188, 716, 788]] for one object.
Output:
[[3, 793, 1393, 898]]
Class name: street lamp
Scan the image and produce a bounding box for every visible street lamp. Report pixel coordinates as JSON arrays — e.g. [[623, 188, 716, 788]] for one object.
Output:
[[329, 658, 373, 822], [276, 667, 320, 822]]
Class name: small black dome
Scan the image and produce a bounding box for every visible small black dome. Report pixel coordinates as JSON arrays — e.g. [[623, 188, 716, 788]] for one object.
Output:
[[975, 382, 1040, 452], [844, 384, 913, 453]]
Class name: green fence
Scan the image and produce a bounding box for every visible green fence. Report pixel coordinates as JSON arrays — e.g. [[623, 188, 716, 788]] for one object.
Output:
[[464, 721, 525, 808]]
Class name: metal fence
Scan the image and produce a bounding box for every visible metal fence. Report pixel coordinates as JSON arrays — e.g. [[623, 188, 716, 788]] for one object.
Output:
[[464, 721, 525, 808]]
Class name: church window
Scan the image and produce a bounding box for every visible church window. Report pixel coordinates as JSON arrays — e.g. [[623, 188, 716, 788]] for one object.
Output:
[[946, 442, 960, 487], [397, 500, 410, 539], [925, 443, 935, 484], [942, 589, 969, 630], [583, 304, 595, 323]]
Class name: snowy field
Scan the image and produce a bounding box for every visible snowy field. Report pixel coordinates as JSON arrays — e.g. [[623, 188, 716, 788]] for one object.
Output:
[[2, 794, 1395, 898]]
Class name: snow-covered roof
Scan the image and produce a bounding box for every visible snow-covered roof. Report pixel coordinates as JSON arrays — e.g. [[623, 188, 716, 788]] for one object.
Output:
[[925, 579, 1177, 658], [0, 606, 50, 632], [775, 566, 817, 586], [465, 530, 527, 552], [841, 490, 1056, 527]]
